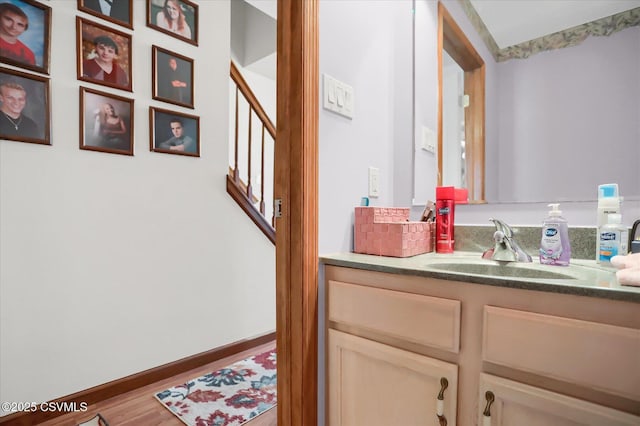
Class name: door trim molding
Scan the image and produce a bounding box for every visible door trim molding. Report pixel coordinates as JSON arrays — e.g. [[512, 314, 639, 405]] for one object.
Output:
[[275, 0, 319, 424]]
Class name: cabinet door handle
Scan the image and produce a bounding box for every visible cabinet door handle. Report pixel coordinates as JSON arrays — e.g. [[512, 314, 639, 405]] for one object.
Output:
[[436, 377, 448, 426], [482, 391, 495, 426]]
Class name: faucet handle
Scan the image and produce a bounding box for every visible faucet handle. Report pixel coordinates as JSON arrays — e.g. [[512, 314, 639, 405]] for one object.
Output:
[[489, 218, 512, 238], [489, 218, 513, 238], [487, 218, 532, 263]]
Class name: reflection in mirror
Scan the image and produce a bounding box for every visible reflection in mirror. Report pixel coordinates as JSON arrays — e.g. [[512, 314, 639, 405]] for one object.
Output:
[[438, 1, 485, 202], [468, 1, 640, 203], [442, 51, 465, 188], [414, 0, 640, 205]]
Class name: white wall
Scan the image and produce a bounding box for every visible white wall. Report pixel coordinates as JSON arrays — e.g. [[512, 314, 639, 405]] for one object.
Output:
[[318, 0, 639, 254], [319, 0, 414, 255], [318, 7, 414, 420], [0, 0, 275, 413], [410, 0, 438, 206]]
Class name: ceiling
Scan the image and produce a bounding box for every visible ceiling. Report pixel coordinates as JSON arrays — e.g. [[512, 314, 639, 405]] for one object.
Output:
[[245, 0, 277, 19], [469, 0, 640, 48], [232, 0, 277, 79]]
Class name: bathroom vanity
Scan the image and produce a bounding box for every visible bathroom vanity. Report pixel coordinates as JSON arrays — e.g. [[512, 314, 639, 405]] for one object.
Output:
[[321, 252, 640, 425]]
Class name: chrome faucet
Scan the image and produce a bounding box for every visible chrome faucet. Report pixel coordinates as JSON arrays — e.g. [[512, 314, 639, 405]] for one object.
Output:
[[482, 218, 532, 262]]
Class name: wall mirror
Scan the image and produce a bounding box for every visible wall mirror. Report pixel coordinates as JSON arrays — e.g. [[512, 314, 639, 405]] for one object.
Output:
[[413, 0, 640, 205]]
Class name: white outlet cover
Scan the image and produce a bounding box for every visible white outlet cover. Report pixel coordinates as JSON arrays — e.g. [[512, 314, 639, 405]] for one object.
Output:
[[368, 166, 380, 198], [422, 126, 436, 153]]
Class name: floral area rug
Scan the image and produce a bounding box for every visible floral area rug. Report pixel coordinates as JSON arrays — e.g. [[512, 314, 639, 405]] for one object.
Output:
[[155, 349, 276, 426]]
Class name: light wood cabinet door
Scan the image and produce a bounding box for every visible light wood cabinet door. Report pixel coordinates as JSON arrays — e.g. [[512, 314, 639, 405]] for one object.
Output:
[[328, 328, 458, 426], [478, 373, 640, 426]]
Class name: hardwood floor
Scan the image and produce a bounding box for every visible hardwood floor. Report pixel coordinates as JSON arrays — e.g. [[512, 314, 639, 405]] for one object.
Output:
[[40, 341, 277, 426]]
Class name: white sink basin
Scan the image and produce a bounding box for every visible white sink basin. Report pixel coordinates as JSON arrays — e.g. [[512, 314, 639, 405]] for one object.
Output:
[[427, 262, 576, 280]]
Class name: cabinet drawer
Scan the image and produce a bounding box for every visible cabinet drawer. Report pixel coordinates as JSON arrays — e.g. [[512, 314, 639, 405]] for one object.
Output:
[[483, 306, 640, 401], [328, 280, 461, 353]]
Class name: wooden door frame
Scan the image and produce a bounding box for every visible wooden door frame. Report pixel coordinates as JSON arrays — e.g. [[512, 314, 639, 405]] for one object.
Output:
[[438, 2, 486, 202], [275, 0, 319, 425]]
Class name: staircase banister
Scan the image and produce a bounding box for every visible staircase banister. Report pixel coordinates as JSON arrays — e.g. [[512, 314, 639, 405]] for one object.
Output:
[[226, 175, 275, 244], [230, 61, 276, 139]]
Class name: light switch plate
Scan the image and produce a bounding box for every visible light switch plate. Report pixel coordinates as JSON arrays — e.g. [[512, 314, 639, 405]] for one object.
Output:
[[323, 73, 354, 119]]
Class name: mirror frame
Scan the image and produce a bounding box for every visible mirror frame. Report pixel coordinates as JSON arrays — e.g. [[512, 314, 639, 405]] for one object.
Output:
[[438, 2, 486, 203]]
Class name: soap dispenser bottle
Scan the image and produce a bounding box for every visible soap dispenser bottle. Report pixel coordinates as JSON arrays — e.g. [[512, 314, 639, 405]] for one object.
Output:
[[540, 203, 571, 266], [596, 183, 621, 261], [598, 213, 629, 263]]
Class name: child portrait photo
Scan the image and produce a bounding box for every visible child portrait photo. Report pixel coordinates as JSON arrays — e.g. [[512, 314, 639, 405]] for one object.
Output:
[[0, 67, 50, 145], [77, 17, 132, 92], [0, 0, 51, 74]]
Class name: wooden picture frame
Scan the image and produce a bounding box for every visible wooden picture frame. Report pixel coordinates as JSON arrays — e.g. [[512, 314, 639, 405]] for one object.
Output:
[[149, 107, 199, 157], [77, 17, 133, 92], [77, 0, 133, 30], [0, 0, 51, 75], [0, 67, 50, 145], [80, 86, 134, 155], [152, 45, 194, 109], [147, 0, 198, 46]]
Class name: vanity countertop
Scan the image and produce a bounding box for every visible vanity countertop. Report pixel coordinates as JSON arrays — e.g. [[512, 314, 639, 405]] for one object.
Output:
[[320, 251, 640, 303]]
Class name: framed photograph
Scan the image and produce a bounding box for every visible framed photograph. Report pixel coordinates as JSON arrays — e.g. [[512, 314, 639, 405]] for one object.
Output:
[[0, 67, 50, 145], [77, 17, 132, 92], [150, 107, 199, 157], [147, 0, 198, 46], [77, 0, 133, 30], [152, 45, 194, 109], [0, 0, 51, 74], [80, 86, 133, 155]]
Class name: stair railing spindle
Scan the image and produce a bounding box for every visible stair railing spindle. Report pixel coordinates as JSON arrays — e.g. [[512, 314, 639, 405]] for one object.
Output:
[[246, 106, 253, 199], [233, 85, 240, 184], [227, 61, 275, 244], [260, 125, 266, 215]]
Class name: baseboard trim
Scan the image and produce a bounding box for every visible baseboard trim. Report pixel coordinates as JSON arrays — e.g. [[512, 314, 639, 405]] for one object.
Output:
[[0, 330, 276, 426]]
